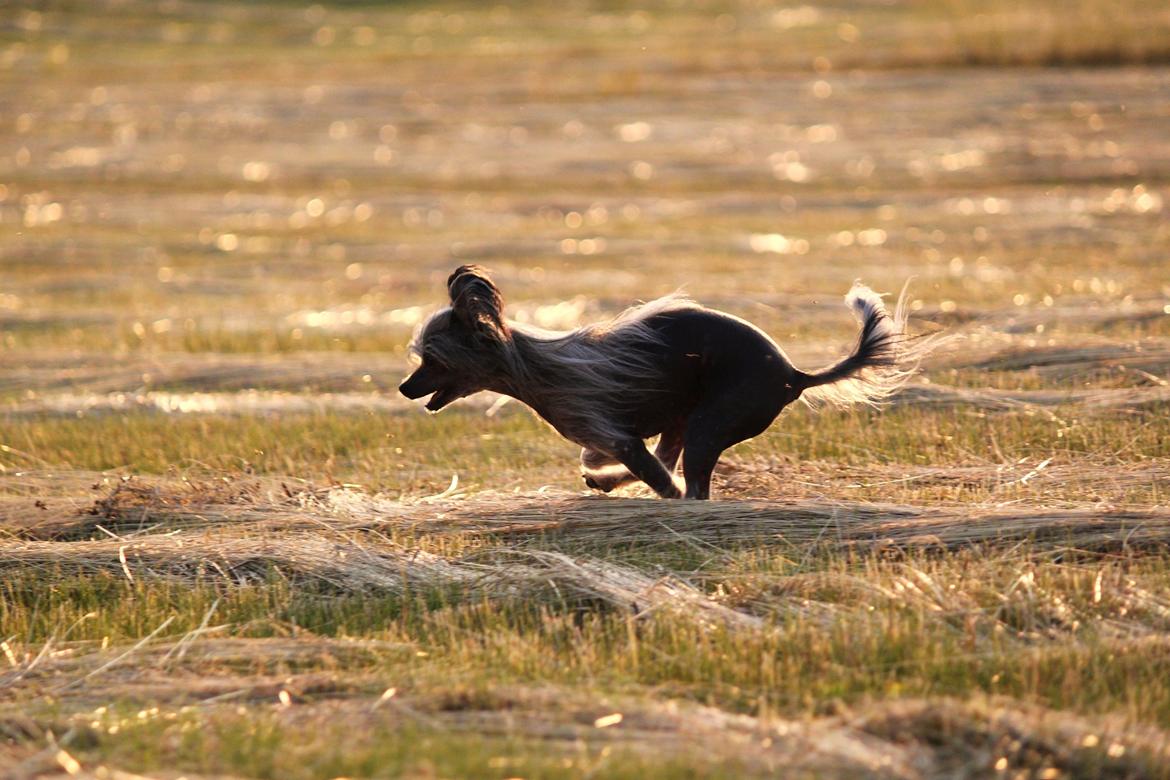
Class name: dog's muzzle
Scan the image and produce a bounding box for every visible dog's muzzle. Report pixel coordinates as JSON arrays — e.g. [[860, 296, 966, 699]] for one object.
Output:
[[400, 368, 462, 412], [398, 376, 430, 400]]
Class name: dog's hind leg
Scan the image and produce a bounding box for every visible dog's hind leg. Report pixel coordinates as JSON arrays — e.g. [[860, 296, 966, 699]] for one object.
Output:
[[654, 425, 685, 473], [682, 387, 784, 499]]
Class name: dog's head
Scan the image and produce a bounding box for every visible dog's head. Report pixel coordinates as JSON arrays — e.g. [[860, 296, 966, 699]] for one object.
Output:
[[399, 265, 511, 412]]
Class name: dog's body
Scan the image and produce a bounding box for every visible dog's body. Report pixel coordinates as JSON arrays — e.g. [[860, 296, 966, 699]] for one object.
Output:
[[400, 265, 925, 499]]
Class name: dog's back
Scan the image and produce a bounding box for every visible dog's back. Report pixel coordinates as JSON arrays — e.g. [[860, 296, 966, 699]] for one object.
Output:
[[592, 304, 803, 441]]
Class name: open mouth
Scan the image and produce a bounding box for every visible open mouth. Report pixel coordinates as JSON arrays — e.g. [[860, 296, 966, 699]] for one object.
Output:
[[424, 388, 457, 412]]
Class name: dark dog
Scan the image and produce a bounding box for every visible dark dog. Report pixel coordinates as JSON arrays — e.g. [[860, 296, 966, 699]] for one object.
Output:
[[400, 265, 929, 499]]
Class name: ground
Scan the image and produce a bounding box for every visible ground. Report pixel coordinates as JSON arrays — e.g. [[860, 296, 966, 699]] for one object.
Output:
[[3, 1, 1170, 777]]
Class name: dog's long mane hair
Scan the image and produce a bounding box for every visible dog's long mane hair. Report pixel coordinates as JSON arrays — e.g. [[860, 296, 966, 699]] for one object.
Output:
[[411, 292, 698, 444]]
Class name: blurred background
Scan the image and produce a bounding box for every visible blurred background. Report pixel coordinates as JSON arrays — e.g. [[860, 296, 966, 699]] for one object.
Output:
[[3, 0, 1169, 487], [7, 8, 1170, 774]]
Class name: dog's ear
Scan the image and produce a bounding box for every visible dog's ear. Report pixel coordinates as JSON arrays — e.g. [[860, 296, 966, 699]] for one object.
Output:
[[447, 264, 509, 342]]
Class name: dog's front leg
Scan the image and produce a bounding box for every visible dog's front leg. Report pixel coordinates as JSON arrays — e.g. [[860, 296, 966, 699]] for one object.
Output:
[[609, 438, 682, 499]]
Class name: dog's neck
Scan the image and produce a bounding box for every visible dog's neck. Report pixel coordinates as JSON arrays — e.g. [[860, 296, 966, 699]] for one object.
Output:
[[485, 326, 588, 441], [489, 327, 550, 403]]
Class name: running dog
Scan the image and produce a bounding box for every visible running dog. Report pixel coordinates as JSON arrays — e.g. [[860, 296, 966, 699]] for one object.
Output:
[[400, 265, 930, 499]]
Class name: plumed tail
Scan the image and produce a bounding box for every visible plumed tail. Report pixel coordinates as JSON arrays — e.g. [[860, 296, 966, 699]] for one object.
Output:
[[795, 282, 935, 409]]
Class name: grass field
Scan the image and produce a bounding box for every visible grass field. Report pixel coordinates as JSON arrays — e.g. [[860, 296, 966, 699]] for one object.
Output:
[[4, 0, 1170, 777]]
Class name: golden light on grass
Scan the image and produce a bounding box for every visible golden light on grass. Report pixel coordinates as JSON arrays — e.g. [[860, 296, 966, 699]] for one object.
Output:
[[593, 713, 623, 729], [55, 748, 82, 775], [617, 122, 652, 143], [242, 161, 271, 182], [118, 544, 134, 583]]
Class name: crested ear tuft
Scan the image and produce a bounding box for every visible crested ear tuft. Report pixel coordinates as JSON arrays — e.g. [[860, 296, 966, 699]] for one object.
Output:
[[447, 265, 508, 341]]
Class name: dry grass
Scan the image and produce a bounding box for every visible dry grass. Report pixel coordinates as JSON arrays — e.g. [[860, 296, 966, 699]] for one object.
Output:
[[6, 473, 1167, 551], [8, 689, 1166, 778], [5, 479, 1170, 776], [6, 519, 1170, 777]]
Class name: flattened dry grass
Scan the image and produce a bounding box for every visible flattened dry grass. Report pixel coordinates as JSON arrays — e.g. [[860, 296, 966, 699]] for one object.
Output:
[[3, 459, 1170, 777], [4, 479, 1170, 706], [14, 695, 1170, 780]]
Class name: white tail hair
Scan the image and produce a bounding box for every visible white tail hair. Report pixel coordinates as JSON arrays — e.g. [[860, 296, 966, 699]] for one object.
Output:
[[800, 282, 939, 409]]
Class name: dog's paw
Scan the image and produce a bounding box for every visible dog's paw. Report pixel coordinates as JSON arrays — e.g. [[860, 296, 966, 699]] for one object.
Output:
[[584, 474, 614, 493]]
